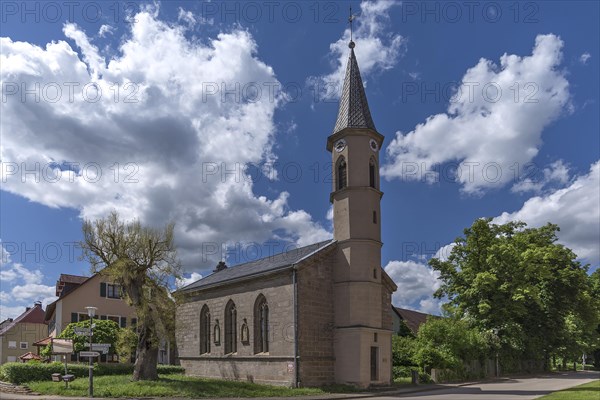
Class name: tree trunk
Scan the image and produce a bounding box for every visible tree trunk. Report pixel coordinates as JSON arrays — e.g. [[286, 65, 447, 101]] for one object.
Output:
[[133, 324, 159, 381]]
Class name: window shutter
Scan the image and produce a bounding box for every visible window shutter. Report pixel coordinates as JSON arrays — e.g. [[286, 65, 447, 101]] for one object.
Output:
[[71, 313, 78, 323], [120, 317, 126, 328], [100, 315, 107, 320], [100, 282, 106, 297]]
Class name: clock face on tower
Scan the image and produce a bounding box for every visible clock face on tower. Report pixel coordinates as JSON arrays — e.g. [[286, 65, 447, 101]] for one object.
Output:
[[369, 139, 379, 152], [334, 139, 347, 153]]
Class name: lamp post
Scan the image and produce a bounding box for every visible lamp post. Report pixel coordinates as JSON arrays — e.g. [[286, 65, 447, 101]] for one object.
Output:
[[85, 306, 97, 398]]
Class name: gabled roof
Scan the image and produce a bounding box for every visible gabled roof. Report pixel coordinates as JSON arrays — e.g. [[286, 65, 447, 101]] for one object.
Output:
[[393, 306, 434, 335], [45, 274, 95, 322], [179, 240, 336, 292], [333, 43, 377, 134], [0, 304, 46, 336], [58, 274, 88, 284]]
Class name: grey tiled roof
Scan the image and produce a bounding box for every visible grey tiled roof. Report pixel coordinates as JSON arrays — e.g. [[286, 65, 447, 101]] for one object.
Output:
[[333, 47, 376, 134], [179, 240, 335, 292]]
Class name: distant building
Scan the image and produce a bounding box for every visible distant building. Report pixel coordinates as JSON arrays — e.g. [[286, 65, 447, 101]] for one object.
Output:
[[45, 273, 138, 363], [45, 273, 176, 364], [392, 307, 435, 336], [0, 302, 47, 364]]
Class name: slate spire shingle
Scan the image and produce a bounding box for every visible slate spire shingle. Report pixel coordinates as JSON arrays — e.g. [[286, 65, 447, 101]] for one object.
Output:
[[332, 41, 377, 134]]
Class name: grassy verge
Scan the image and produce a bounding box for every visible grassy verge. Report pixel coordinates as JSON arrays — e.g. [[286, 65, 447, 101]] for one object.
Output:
[[537, 380, 599, 400], [27, 373, 330, 398]]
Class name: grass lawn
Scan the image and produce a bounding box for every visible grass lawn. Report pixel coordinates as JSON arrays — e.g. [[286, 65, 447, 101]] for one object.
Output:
[[537, 380, 599, 400], [27, 373, 332, 398]]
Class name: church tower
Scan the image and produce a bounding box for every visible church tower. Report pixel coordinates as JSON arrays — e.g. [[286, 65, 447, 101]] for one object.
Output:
[[327, 39, 394, 387]]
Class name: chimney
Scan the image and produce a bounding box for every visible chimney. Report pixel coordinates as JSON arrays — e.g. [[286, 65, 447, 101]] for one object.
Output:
[[34, 301, 42, 307], [213, 261, 227, 273], [25, 307, 31, 311]]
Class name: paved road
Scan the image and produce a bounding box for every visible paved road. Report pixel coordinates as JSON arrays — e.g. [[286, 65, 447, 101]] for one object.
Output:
[[371, 371, 599, 400]]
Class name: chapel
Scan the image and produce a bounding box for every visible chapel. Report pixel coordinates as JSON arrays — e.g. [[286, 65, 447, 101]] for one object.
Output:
[[175, 38, 397, 388]]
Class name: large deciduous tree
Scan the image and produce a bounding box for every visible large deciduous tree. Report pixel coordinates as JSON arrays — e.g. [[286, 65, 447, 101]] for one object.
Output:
[[429, 219, 596, 370], [81, 211, 181, 380]]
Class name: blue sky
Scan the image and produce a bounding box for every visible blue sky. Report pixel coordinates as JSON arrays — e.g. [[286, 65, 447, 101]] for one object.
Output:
[[1, 1, 598, 319]]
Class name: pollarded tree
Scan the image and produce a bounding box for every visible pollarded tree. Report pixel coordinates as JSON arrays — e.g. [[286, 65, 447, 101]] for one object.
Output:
[[430, 219, 595, 369], [80, 211, 181, 381]]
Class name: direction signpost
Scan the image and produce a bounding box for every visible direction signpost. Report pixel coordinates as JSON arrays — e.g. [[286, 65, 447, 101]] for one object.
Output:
[[79, 351, 100, 358]]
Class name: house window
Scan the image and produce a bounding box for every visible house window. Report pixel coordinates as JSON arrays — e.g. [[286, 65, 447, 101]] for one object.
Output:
[[107, 315, 120, 325], [78, 313, 89, 321], [20, 342, 28, 350], [337, 157, 347, 190], [369, 158, 377, 188], [254, 295, 269, 354], [107, 284, 121, 299], [7, 356, 16, 362], [8, 341, 16, 349], [200, 305, 211, 355], [224, 300, 237, 354], [373, 211, 377, 224]]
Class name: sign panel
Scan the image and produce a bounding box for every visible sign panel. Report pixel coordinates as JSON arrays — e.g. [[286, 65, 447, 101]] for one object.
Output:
[[79, 351, 100, 358], [84, 343, 111, 354], [51, 339, 74, 354], [74, 327, 91, 333]]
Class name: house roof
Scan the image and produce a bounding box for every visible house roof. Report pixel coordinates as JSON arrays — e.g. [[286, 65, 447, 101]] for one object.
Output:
[[393, 307, 434, 334], [19, 352, 42, 361], [179, 239, 336, 292], [45, 274, 95, 322], [332, 44, 376, 135], [58, 274, 88, 284], [0, 303, 46, 336]]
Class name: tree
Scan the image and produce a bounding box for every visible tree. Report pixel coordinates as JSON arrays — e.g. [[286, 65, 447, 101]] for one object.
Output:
[[80, 211, 181, 380], [430, 219, 595, 370]]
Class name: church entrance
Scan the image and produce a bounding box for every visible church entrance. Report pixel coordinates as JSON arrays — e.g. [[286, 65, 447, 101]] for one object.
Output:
[[370, 346, 379, 381]]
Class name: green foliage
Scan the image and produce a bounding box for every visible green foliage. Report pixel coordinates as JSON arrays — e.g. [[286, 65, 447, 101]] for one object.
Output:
[[412, 317, 488, 371], [0, 362, 184, 385], [392, 335, 417, 367], [116, 327, 138, 362], [397, 320, 414, 338], [58, 319, 120, 354], [430, 219, 598, 366]]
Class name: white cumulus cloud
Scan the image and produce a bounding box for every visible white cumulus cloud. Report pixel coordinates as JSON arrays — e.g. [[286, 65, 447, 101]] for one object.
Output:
[[382, 34, 572, 195], [384, 260, 443, 314], [494, 160, 600, 264], [308, 0, 405, 100], [0, 5, 330, 273]]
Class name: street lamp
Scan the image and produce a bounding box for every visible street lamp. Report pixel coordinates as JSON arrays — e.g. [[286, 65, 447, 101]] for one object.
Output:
[[85, 306, 97, 398]]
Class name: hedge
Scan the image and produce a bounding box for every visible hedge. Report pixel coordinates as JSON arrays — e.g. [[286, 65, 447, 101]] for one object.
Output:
[[0, 362, 184, 384]]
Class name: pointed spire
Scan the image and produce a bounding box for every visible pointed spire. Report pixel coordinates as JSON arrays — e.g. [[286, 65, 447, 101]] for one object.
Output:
[[332, 43, 377, 134]]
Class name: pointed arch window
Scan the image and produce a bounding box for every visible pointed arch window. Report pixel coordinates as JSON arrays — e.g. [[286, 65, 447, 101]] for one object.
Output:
[[224, 300, 237, 354], [369, 158, 377, 189], [254, 295, 269, 354], [337, 157, 347, 190], [200, 305, 210, 354]]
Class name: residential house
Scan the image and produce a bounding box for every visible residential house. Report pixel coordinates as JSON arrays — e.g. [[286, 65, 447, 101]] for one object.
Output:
[[392, 307, 434, 336], [45, 273, 137, 362], [0, 302, 47, 364]]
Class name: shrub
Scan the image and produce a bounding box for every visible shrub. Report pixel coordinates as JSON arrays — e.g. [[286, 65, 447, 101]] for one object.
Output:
[[0, 362, 184, 384]]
